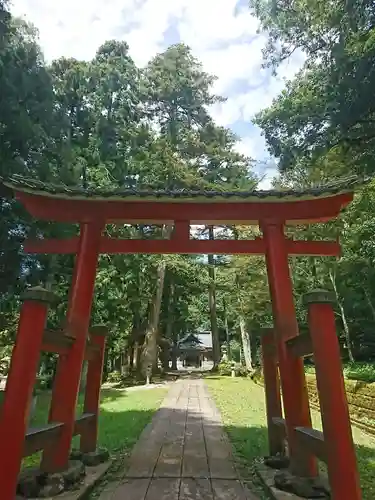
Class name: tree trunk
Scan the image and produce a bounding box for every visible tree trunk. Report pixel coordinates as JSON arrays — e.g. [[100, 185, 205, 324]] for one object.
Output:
[[364, 287, 375, 322], [160, 348, 170, 372], [121, 352, 128, 376], [208, 226, 221, 369], [128, 344, 134, 371], [165, 278, 175, 371], [103, 347, 109, 381], [329, 268, 355, 362], [79, 360, 88, 394], [239, 316, 252, 371], [129, 290, 143, 375], [171, 346, 178, 371], [223, 297, 231, 361], [234, 268, 252, 370], [45, 254, 58, 291], [134, 342, 141, 372], [141, 226, 171, 382]]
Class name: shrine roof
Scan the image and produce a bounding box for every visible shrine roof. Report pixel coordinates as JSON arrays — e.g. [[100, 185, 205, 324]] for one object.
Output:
[[0, 174, 365, 203], [178, 332, 213, 351]]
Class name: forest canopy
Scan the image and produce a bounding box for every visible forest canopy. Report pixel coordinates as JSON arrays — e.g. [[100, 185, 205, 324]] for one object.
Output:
[[250, 0, 375, 365], [0, 4, 262, 381]]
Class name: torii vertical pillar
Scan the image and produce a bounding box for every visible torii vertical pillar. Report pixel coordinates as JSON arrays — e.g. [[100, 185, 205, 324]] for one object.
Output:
[[42, 221, 104, 472], [262, 222, 317, 477], [80, 326, 109, 454], [261, 327, 284, 456], [304, 290, 361, 499]]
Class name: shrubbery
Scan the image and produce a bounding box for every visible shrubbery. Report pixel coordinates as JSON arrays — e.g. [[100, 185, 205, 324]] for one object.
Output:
[[106, 370, 123, 383], [304, 362, 375, 383], [343, 362, 375, 383], [249, 367, 263, 384], [218, 360, 249, 377]]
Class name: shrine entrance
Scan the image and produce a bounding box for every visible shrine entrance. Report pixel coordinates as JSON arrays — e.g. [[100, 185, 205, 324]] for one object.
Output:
[[0, 175, 363, 499]]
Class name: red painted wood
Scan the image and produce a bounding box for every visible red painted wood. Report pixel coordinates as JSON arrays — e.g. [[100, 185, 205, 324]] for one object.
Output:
[[23, 236, 341, 257], [261, 329, 284, 456], [173, 220, 190, 240], [41, 222, 103, 472], [16, 190, 353, 224], [80, 330, 107, 453], [307, 301, 361, 499], [262, 222, 318, 477], [0, 297, 49, 499]]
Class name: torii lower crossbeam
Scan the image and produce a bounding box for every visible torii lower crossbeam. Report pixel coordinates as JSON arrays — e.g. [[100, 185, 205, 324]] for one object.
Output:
[[24, 237, 341, 256]]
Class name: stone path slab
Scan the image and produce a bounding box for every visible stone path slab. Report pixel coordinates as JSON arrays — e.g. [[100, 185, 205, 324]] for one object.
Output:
[[101, 378, 259, 499]]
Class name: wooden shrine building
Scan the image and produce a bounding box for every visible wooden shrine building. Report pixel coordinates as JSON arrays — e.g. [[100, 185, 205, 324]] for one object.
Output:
[[0, 174, 365, 499], [178, 331, 213, 367]]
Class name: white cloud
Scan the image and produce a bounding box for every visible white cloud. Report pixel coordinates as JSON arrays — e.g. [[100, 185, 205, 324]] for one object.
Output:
[[210, 51, 304, 127], [257, 173, 277, 189], [10, 0, 304, 179], [234, 132, 278, 188], [210, 82, 284, 127], [200, 37, 267, 95], [178, 0, 260, 52], [11, 0, 262, 68], [11, 0, 132, 61], [235, 135, 266, 160]]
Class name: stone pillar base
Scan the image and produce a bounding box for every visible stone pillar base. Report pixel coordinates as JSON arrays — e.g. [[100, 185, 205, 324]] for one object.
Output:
[[264, 454, 290, 469], [274, 470, 330, 498], [70, 447, 110, 466], [17, 460, 85, 498]]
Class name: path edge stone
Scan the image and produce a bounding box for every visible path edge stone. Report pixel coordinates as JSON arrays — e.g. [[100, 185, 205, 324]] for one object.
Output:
[[31, 461, 112, 500], [255, 464, 329, 500]]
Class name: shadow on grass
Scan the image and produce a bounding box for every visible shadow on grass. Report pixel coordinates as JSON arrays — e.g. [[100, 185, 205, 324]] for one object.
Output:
[[27, 387, 135, 428], [23, 386, 167, 471]]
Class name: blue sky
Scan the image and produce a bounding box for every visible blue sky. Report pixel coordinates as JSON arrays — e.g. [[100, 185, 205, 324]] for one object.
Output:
[[11, 0, 304, 188]]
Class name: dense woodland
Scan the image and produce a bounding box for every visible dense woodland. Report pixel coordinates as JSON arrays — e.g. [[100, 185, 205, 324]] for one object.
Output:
[[1, 0, 375, 385]]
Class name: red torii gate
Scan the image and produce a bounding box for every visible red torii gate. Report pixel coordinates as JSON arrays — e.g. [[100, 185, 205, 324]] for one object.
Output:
[[0, 175, 362, 499]]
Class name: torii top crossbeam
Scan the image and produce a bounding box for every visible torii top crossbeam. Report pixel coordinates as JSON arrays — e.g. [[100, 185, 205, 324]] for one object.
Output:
[[1, 175, 360, 225], [0, 175, 364, 256]]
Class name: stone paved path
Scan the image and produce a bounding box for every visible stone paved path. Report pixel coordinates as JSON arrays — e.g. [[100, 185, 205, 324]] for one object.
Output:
[[102, 378, 259, 500]]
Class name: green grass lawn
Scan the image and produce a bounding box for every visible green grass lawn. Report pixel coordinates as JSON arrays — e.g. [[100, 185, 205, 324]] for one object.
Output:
[[23, 386, 167, 469], [206, 376, 375, 500]]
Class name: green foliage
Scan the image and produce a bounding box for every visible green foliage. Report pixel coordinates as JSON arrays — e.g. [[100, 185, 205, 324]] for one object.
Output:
[[23, 386, 167, 469], [106, 371, 123, 384], [251, 0, 375, 174], [305, 362, 375, 383], [248, 0, 375, 363], [217, 360, 233, 376], [3, 0, 375, 381], [343, 363, 375, 383], [304, 365, 316, 375], [229, 340, 242, 363], [217, 360, 248, 377], [208, 377, 375, 500], [0, 4, 258, 379]]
